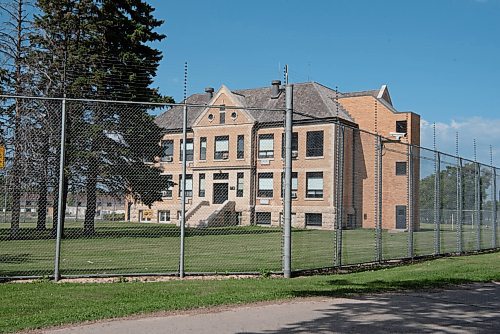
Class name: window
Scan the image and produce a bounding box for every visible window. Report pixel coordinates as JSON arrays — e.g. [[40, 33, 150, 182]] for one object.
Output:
[[158, 210, 170, 222], [214, 173, 229, 180], [258, 134, 274, 158], [396, 120, 407, 134], [281, 132, 298, 158], [306, 172, 323, 198], [139, 210, 152, 222], [178, 174, 193, 197], [256, 212, 272, 225], [305, 213, 322, 226], [396, 162, 407, 176], [306, 131, 324, 157], [220, 111, 226, 124], [237, 172, 244, 197], [180, 138, 194, 161], [237, 135, 244, 159], [281, 172, 298, 197], [199, 174, 206, 197], [177, 210, 182, 220], [164, 174, 173, 197], [161, 140, 174, 161], [258, 173, 274, 197], [214, 135, 229, 159], [199, 137, 207, 160]]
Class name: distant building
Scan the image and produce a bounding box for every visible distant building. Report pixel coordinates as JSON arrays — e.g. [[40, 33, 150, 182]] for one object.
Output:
[[127, 81, 420, 230]]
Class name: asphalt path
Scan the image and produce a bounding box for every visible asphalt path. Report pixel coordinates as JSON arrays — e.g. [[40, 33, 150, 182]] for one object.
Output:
[[43, 282, 500, 334]]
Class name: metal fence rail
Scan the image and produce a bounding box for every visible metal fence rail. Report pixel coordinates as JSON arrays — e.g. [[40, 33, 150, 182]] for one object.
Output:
[[0, 95, 499, 280]]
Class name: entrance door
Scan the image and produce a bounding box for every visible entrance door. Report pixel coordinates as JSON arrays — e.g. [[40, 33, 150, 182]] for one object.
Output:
[[213, 183, 229, 204], [396, 205, 407, 229]]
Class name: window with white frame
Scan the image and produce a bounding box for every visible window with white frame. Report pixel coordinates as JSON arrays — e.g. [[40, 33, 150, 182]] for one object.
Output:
[[281, 132, 298, 158], [214, 135, 229, 159], [178, 174, 193, 197], [258, 172, 274, 197], [258, 134, 274, 158], [199, 137, 207, 160], [306, 172, 323, 198], [180, 138, 194, 161], [158, 210, 170, 222], [199, 173, 206, 197], [237, 172, 244, 197], [161, 140, 174, 161]]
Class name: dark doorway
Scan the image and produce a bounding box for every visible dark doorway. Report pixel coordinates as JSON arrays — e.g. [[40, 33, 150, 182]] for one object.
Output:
[[396, 205, 407, 229], [213, 183, 228, 204]]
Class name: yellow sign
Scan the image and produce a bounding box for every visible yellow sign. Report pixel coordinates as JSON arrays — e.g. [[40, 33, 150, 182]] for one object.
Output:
[[0, 146, 4, 169], [142, 210, 153, 219]]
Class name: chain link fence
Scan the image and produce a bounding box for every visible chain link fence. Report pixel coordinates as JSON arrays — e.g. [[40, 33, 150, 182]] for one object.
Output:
[[0, 96, 498, 279]]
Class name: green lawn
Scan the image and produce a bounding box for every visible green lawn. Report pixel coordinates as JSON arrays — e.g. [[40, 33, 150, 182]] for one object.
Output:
[[0, 221, 498, 277], [1, 251, 499, 334]]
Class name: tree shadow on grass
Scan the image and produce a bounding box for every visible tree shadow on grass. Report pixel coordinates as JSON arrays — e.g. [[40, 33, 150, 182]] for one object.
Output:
[[0, 225, 285, 241], [0, 253, 33, 264], [241, 282, 500, 334]]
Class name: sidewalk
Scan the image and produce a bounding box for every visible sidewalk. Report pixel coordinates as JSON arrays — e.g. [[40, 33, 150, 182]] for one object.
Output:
[[43, 282, 500, 334]]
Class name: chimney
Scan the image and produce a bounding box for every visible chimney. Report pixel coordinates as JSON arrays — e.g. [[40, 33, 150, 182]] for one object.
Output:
[[205, 87, 214, 99], [271, 80, 281, 99]]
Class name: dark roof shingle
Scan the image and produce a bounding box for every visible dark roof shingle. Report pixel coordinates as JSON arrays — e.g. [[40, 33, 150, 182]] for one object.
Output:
[[155, 82, 354, 130]]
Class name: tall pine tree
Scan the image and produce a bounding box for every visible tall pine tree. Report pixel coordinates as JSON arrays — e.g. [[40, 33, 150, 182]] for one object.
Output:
[[33, 0, 171, 235]]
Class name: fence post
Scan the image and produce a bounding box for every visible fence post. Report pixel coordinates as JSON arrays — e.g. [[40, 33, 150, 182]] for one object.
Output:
[[492, 166, 497, 249], [475, 163, 481, 251], [283, 84, 293, 278], [54, 98, 67, 282], [407, 145, 414, 259], [434, 151, 441, 255], [375, 135, 383, 263], [334, 124, 344, 267], [179, 103, 187, 278], [456, 157, 463, 253]]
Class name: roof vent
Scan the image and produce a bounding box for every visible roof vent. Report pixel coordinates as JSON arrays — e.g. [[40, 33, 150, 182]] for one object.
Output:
[[271, 80, 281, 99], [205, 87, 214, 99]]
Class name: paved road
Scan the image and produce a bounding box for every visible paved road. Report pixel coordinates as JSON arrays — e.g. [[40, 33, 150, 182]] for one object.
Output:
[[44, 283, 500, 334]]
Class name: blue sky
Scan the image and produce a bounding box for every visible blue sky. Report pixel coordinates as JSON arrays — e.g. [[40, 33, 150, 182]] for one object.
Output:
[[149, 0, 500, 163]]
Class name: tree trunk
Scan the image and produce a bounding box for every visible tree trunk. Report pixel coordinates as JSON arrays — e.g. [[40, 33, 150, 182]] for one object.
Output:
[[84, 159, 97, 236], [36, 134, 50, 231], [36, 176, 48, 231], [10, 101, 22, 239]]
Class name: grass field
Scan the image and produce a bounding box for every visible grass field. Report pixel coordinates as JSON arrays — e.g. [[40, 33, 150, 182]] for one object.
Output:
[[1, 221, 498, 277], [1, 251, 499, 333]]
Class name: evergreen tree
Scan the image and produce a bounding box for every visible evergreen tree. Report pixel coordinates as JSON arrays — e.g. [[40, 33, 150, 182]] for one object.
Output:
[[32, 0, 172, 235], [0, 0, 35, 237]]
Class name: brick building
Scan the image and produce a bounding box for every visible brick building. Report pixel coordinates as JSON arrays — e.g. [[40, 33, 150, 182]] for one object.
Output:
[[126, 81, 420, 230]]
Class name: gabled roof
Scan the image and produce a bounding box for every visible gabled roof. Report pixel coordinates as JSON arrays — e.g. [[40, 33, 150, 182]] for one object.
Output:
[[155, 82, 355, 130], [338, 84, 394, 107]]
